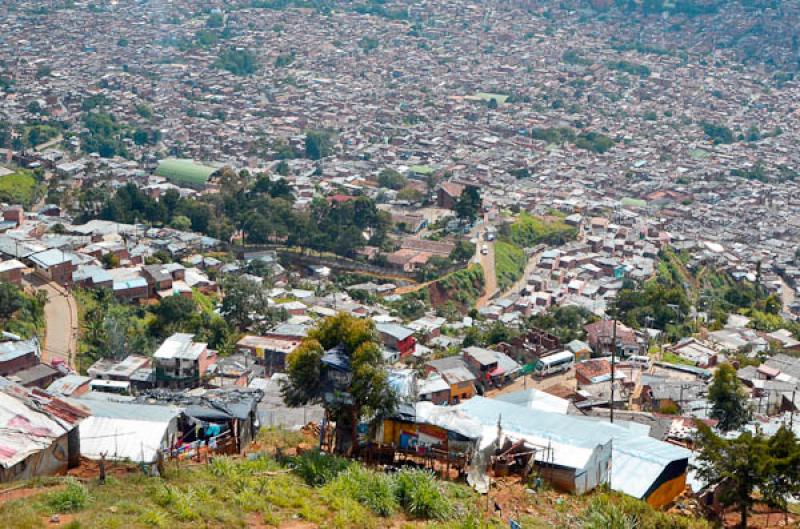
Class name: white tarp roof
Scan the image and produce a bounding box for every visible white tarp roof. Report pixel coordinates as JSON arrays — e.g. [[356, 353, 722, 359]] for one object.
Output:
[[414, 401, 484, 440], [74, 399, 180, 464], [494, 388, 571, 415], [79, 416, 174, 464]]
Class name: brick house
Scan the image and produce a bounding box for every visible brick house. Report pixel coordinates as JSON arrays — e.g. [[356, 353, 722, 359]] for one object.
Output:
[[153, 333, 215, 389]]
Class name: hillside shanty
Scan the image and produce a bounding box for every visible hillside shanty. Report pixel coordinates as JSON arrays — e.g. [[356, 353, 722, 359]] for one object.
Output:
[[455, 396, 691, 507], [0, 380, 89, 482]]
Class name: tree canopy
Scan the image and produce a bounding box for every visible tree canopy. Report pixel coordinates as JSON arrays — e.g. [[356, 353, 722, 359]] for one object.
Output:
[[282, 314, 397, 454], [220, 275, 287, 333], [454, 185, 482, 223], [708, 362, 751, 432], [694, 423, 800, 528]]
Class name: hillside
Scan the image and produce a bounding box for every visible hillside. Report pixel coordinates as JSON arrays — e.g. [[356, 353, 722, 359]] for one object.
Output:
[[0, 428, 710, 529]]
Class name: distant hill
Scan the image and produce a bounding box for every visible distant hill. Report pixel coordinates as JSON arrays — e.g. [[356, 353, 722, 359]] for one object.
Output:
[[561, 0, 800, 71]]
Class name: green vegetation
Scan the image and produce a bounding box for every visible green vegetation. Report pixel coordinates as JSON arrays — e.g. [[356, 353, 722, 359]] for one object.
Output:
[[44, 480, 90, 513], [502, 212, 577, 248], [606, 60, 651, 77], [274, 51, 295, 67], [377, 168, 407, 190], [429, 264, 485, 312], [81, 112, 129, 158], [473, 92, 509, 105], [358, 36, 379, 53], [701, 121, 735, 145], [662, 350, 696, 366], [0, 282, 47, 339], [75, 287, 235, 373], [708, 362, 751, 432], [581, 493, 709, 529], [206, 12, 224, 28], [0, 169, 41, 206], [527, 305, 597, 343], [454, 185, 482, 223], [94, 171, 388, 258], [731, 161, 767, 182], [562, 49, 592, 66], [0, 427, 713, 529], [530, 127, 615, 153], [214, 47, 259, 76], [283, 314, 397, 454], [220, 275, 287, 333], [305, 129, 336, 160], [695, 422, 800, 529], [494, 240, 526, 291]]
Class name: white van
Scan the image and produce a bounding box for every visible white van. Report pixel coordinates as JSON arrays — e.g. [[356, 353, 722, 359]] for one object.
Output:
[[627, 355, 652, 369]]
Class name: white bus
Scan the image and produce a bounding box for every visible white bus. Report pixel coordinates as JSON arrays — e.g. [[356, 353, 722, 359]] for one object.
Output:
[[538, 351, 575, 376], [89, 379, 131, 395]]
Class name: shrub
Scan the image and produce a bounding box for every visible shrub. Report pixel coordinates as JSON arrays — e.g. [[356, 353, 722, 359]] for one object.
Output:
[[393, 469, 452, 520], [289, 450, 351, 486], [323, 465, 398, 516], [582, 494, 710, 529], [45, 480, 90, 513]]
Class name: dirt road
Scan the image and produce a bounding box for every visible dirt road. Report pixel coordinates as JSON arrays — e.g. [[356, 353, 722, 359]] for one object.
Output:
[[26, 273, 78, 369], [476, 238, 496, 308]]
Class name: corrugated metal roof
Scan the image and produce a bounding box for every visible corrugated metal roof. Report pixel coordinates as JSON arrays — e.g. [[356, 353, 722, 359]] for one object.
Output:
[[457, 397, 691, 497], [0, 383, 89, 469], [0, 338, 38, 363]]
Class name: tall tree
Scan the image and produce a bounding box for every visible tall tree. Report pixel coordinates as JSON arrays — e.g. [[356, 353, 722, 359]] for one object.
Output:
[[454, 185, 482, 223], [282, 314, 397, 455], [220, 275, 286, 333], [305, 130, 334, 160], [694, 423, 771, 529], [708, 362, 751, 432], [762, 426, 800, 520]]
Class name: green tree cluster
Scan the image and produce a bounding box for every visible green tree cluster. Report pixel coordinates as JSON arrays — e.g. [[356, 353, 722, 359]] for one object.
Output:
[[708, 362, 751, 432], [81, 112, 129, 158], [0, 282, 47, 339], [94, 174, 388, 258], [304, 130, 335, 160], [377, 168, 407, 190], [454, 185, 482, 223], [528, 305, 597, 343], [283, 314, 397, 454], [701, 121, 735, 144], [215, 48, 259, 76], [606, 60, 651, 77], [695, 422, 800, 528], [220, 275, 287, 333]]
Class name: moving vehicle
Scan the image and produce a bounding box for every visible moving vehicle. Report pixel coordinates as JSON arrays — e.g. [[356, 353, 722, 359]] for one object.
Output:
[[481, 244, 489, 255], [627, 355, 652, 369], [538, 351, 575, 376]]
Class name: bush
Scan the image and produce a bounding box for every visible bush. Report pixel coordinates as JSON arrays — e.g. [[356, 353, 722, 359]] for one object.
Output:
[[323, 465, 398, 516], [289, 450, 351, 486], [582, 494, 709, 529], [393, 469, 452, 520], [45, 480, 90, 513]]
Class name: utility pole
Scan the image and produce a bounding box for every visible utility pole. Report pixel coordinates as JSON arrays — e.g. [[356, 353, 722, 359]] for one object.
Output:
[[610, 309, 617, 424]]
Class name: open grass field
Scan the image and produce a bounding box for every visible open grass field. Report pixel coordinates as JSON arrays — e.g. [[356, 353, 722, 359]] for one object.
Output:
[[0, 169, 39, 206]]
